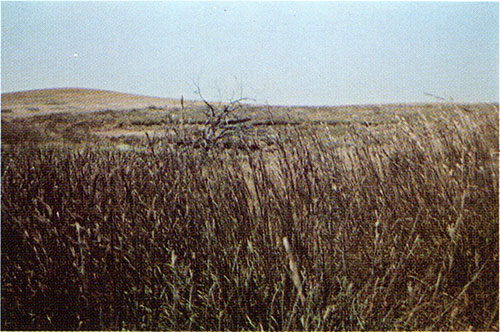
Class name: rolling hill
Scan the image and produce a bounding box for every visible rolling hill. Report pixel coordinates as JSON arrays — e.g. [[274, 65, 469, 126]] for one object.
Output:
[[1, 88, 186, 117]]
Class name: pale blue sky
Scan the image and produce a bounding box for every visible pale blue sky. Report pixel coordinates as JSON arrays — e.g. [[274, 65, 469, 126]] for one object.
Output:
[[1, 1, 498, 106]]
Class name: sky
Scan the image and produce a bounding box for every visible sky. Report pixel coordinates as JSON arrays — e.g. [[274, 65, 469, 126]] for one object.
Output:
[[1, 1, 498, 106]]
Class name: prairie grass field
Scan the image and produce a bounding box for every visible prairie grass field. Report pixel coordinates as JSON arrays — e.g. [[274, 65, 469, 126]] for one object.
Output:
[[1, 90, 499, 330]]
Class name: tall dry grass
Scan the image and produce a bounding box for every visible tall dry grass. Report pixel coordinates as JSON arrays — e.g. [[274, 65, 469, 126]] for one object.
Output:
[[1, 107, 498, 330]]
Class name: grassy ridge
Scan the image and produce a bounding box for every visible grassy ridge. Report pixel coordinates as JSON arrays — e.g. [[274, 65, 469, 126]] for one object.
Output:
[[1, 108, 498, 330]]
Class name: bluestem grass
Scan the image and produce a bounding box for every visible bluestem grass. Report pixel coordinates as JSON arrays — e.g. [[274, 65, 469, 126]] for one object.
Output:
[[2, 105, 497, 330]]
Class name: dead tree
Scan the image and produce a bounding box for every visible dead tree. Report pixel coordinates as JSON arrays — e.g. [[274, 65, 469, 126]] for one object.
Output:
[[194, 86, 253, 152]]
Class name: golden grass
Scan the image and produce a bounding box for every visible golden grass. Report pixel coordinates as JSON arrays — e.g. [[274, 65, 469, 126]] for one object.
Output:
[[1, 88, 189, 117]]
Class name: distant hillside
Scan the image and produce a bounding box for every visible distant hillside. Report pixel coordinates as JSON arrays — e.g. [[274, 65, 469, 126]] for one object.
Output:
[[2, 87, 495, 121], [1, 88, 187, 117]]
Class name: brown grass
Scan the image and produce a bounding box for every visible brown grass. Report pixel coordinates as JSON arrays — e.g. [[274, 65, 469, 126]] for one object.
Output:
[[2, 102, 498, 330]]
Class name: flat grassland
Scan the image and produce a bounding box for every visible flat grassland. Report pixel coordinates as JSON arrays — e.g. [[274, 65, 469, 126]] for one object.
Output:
[[2, 89, 498, 330]]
